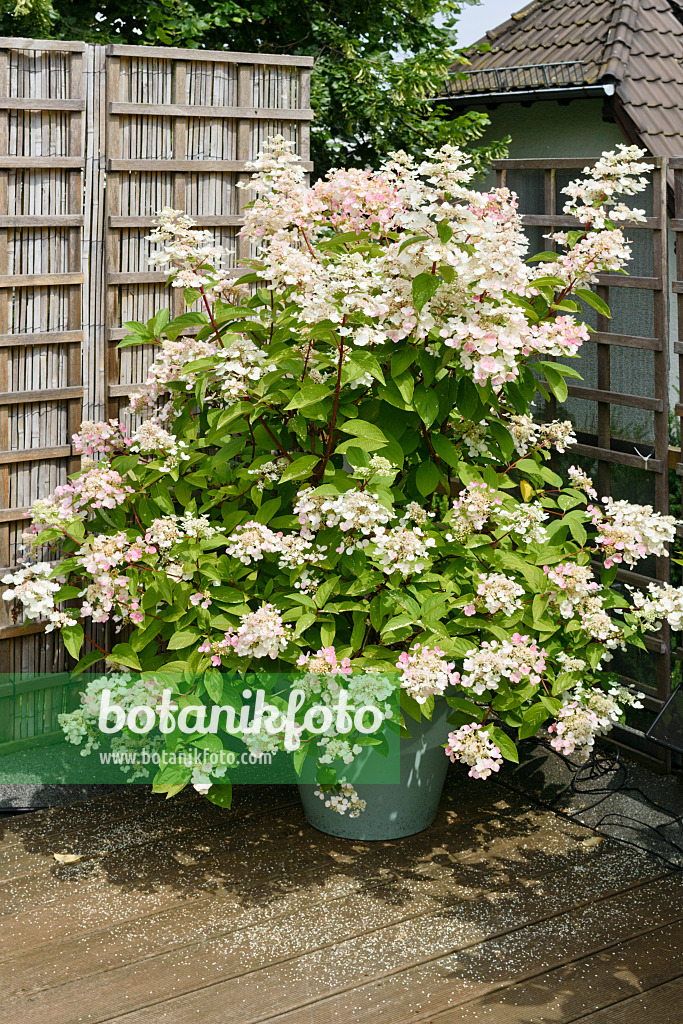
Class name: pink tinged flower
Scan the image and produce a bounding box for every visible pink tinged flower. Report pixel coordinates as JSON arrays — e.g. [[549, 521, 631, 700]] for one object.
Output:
[[464, 604, 476, 617]]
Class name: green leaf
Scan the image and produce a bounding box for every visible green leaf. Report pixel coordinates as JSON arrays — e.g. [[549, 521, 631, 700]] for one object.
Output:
[[489, 421, 515, 462], [294, 612, 317, 637], [204, 670, 224, 702], [526, 251, 559, 263], [167, 629, 201, 651], [412, 272, 440, 312], [391, 347, 415, 378], [539, 363, 568, 403], [152, 760, 191, 797], [341, 419, 388, 444], [292, 744, 309, 776], [122, 319, 149, 336], [416, 459, 440, 496], [165, 311, 209, 342], [414, 386, 440, 427], [206, 783, 233, 808], [60, 623, 84, 660], [518, 703, 550, 740], [392, 370, 414, 405], [315, 576, 340, 608], [437, 220, 453, 244], [284, 383, 332, 411], [71, 650, 103, 675], [279, 455, 320, 483], [110, 642, 142, 670], [574, 288, 612, 318], [430, 433, 459, 469], [456, 377, 479, 419], [489, 726, 519, 763], [400, 690, 424, 723]]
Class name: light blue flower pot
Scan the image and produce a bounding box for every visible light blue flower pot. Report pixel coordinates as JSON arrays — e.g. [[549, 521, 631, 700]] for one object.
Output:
[[297, 700, 451, 840]]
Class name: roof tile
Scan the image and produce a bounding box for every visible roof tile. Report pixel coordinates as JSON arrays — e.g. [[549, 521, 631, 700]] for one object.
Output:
[[450, 0, 683, 159]]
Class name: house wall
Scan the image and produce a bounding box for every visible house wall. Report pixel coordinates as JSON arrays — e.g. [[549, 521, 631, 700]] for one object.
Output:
[[471, 97, 625, 160]]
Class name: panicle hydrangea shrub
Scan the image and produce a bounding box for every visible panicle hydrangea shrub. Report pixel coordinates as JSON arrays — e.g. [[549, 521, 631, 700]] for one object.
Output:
[[5, 139, 680, 809]]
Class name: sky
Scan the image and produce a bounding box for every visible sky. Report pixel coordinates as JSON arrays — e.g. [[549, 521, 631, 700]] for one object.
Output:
[[454, 0, 526, 47]]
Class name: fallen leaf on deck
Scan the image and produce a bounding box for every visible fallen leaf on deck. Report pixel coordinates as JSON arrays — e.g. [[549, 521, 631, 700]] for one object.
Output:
[[581, 837, 603, 848], [53, 852, 83, 863]]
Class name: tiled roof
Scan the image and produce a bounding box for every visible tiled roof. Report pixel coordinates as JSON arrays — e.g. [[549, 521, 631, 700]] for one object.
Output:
[[448, 0, 683, 159]]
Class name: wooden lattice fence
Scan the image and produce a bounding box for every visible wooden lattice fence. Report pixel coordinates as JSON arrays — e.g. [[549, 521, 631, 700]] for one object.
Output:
[[493, 156, 673, 768], [0, 35, 312, 750]]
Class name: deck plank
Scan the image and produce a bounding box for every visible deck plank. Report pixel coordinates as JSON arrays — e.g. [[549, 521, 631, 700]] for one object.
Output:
[[83, 875, 683, 1024], [422, 918, 683, 1023], [0, 779, 680, 1024]]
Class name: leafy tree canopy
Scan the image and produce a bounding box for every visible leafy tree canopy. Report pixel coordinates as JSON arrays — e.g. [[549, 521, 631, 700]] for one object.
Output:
[[3, 0, 507, 176]]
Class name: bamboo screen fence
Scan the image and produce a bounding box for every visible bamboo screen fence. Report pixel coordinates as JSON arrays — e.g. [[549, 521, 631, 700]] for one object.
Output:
[[493, 156, 673, 768], [0, 36, 312, 751]]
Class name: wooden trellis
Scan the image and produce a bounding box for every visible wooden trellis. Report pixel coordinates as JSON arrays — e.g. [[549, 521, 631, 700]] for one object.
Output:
[[102, 44, 313, 423], [493, 156, 672, 767], [0, 36, 312, 749]]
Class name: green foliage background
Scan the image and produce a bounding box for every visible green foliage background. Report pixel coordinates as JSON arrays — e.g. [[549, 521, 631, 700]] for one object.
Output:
[[2, 0, 508, 177]]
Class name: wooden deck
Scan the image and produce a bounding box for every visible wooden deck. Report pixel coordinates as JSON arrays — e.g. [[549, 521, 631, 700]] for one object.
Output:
[[0, 773, 681, 1023]]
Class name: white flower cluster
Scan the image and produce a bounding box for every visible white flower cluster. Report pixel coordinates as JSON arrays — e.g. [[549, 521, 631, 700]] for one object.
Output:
[[240, 138, 645, 387], [129, 419, 190, 472], [547, 701, 600, 756], [314, 781, 367, 818], [226, 604, 292, 660], [213, 337, 276, 399], [472, 572, 525, 617], [396, 643, 459, 704], [445, 723, 503, 780], [144, 512, 217, 553], [590, 497, 677, 568], [129, 336, 217, 416], [294, 488, 393, 552], [561, 145, 650, 228], [508, 415, 577, 456], [497, 502, 549, 543], [147, 206, 237, 298], [460, 633, 546, 695], [59, 673, 167, 776], [225, 521, 282, 565], [248, 457, 289, 491], [317, 736, 363, 765], [370, 526, 435, 576], [547, 683, 644, 757], [567, 465, 597, 499], [543, 562, 599, 619], [449, 482, 502, 542], [2, 562, 60, 618], [628, 582, 683, 631]]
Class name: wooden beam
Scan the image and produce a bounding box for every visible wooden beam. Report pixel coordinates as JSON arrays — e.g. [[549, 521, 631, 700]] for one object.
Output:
[[0, 157, 83, 169], [0, 98, 85, 111], [0, 386, 83, 405], [109, 101, 313, 121], [0, 37, 86, 51], [567, 385, 663, 411], [0, 273, 84, 288], [108, 214, 244, 228], [571, 442, 664, 473], [105, 43, 314, 66], [107, 158, 314, 173], [0, 445, 72, 464], [0, 215, 84, 227], [0, 330, 83, 347]]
